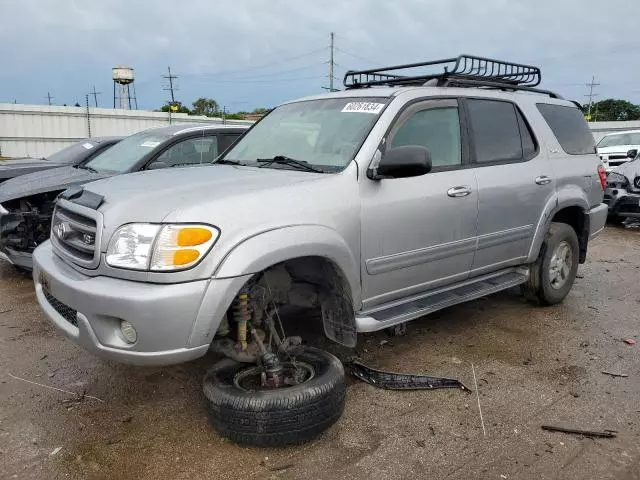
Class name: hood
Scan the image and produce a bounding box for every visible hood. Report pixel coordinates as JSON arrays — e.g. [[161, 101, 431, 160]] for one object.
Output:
[[597, 145, 640, 156], [83, 165, 326, 223], [612, 158, 640, 183], [0, 165, 111, 203], [0, 157, 64, 180]]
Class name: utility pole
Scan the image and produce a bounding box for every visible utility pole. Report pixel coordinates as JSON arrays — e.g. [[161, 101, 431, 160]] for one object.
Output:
[[329, 32, 335, 92], [89, 85, 101, 107], [162, 66, 178, 106], [585, 76, 600, 119], [45, 92, 53, 106]]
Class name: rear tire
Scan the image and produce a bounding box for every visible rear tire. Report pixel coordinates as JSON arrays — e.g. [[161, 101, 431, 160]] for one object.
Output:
[[203, 347, 346, 446], [525, 222, 579, 306]]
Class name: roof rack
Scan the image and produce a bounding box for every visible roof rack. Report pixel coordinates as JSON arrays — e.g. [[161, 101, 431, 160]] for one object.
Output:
[[343, 54, 562, 99]]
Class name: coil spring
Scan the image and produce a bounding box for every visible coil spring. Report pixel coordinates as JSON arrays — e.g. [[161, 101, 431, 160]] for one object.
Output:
[[232, 287, 251, 350]]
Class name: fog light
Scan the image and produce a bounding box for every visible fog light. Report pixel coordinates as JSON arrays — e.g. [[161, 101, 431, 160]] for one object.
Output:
[[120, 320, 137, 344]]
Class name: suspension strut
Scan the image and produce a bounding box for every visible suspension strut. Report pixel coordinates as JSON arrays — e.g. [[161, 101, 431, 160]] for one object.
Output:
[[232, 286, 251, 350]]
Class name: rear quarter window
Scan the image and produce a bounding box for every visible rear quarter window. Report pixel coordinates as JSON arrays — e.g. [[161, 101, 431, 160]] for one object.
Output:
[[536, 103, 595, 155]]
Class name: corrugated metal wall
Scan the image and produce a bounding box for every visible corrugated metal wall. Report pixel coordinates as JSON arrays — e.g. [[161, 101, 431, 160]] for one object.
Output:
[[0, 103, 253, 158], [589, 120, 640, 142]]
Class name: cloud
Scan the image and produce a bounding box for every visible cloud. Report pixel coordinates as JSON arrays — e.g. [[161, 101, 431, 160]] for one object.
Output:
[[1, 0, 639, 109]]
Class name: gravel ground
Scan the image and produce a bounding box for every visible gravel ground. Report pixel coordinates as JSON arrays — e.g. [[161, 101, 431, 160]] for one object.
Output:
[[1, 226, 639, 480]]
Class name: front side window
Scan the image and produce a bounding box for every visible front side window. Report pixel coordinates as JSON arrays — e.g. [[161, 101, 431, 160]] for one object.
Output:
[[84, 130, 172, 173], [389, 105, 462, 167], [149, 136, 219, 168], [537, 103, 595, 155], [467, 99, 523, 163], [222, 97, 389, 172]]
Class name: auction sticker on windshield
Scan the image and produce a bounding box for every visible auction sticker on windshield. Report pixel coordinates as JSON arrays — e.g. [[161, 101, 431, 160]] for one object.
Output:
[[82, 143, 95, 149], [341, 102, 385, 114]]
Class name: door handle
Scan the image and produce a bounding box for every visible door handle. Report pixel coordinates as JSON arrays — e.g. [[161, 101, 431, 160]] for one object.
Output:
[[535, 175, 552, 185], [447, 186, 472, 197]]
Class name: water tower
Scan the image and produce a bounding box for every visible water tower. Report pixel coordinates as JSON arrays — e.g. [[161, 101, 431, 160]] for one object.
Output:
[[112, 66, 138, 109]]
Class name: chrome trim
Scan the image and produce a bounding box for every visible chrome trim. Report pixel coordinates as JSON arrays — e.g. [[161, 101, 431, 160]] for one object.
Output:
[[50, 198, 103, 269]]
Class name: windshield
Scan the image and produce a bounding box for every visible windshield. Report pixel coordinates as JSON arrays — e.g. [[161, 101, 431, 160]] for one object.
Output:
[[84, 130, 171, 173], [597, 132, 640, 148], [221, 97, 389, 172], [46, 141, 99, 164]]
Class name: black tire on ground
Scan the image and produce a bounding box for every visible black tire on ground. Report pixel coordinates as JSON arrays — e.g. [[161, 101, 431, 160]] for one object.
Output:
[[525, 222, 579, 306], [607, 215, 625, 226], [203, 347, 346, 446]]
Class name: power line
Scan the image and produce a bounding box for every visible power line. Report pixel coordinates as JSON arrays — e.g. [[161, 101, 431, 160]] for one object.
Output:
[[180, 47, 327, 79], [162, 66, 179, 104], [185, 62, 325, 81], [334, 47, 380, 67]]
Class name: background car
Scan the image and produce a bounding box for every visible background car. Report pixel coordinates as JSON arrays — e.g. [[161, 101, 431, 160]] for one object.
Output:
[[604, 155, 640, 223], [0, 137, 122, 184], [0, 124, 248, 270], [596, 129, 640, 171]]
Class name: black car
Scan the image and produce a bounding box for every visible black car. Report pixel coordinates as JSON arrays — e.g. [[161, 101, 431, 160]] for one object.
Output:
[[0, 124, 248, 270], [0, 137, 122, 184]]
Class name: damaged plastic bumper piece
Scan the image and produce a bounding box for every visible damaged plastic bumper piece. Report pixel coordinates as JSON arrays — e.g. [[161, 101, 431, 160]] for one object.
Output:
[[344, 358, 470, 391]]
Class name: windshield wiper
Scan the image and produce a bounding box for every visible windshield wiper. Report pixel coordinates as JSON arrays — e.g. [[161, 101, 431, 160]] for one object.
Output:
[[77, 164, 98, 173], [215, 159, 247, 166], [257, 155, 325, 173]]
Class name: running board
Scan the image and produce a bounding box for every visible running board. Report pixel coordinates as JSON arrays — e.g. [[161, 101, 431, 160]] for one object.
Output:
[[356, 267, 529, 332]]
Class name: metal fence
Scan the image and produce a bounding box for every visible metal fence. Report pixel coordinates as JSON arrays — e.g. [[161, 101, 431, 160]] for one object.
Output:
[[0, 103, 253, 158], [2, 102, 640, 158]]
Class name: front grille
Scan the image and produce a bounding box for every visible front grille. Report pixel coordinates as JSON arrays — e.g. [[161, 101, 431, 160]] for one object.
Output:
[[608, 155, 627, 160], [42, 286, 78, 326], [617, 197, 640, 215], [609, 160, 627, 167], [51, 204, 98, 267]]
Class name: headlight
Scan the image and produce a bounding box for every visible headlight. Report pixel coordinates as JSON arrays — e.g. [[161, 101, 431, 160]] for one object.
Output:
[[606, 172, 628, 187], [106, 223, 219, 271]]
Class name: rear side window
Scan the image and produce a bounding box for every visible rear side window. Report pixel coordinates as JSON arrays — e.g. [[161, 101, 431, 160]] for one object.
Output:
[[467, 99, 532, 163], [537, 103, 595, 155]]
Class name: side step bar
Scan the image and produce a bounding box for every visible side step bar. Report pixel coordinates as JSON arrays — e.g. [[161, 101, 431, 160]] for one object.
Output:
[[356, 267, 529, 332]]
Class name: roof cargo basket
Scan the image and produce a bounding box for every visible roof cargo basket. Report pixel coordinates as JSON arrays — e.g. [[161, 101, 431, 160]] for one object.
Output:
[[343, 54, 561, 98]]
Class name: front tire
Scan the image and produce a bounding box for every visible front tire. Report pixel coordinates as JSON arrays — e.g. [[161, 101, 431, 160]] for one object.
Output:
[[525, 222, 579, 305], [203, 347, 346, 446]]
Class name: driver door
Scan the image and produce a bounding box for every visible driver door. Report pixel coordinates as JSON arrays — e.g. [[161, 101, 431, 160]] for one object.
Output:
[[360, 99, 479, 308]]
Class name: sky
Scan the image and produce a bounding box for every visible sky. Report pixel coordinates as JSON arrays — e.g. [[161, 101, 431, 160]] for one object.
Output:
[[2, 0, 640, 113]]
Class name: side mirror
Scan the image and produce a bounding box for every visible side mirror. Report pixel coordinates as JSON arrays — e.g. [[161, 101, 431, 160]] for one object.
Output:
[[146, 161, 168, 170], [370, 145, 432, 179], [627, 149, 638, 159]]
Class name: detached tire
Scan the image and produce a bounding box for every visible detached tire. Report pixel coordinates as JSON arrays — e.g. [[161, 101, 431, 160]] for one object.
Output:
[[525, 222, 579, 305], [203, 347, 346, 446]]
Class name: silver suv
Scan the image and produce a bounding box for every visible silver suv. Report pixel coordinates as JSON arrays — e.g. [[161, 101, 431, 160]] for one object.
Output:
[[32, 55, 608, 447]]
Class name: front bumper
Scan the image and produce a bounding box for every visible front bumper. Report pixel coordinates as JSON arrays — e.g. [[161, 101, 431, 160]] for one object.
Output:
[[32, 241, 251, 366], [0, 205, 41, 270], [604, 188, 640, 218]]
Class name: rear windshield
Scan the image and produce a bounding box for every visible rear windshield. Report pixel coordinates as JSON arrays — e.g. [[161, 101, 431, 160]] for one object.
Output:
[[597, 132, 640, 148], [536, 104, 595, 155]]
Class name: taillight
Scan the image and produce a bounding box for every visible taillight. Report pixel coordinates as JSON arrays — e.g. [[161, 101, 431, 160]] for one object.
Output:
[[597, 165, 607, 191]]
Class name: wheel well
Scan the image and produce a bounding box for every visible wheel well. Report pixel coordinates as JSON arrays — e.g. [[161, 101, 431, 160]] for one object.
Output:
[[240, 256, 357, 347], [551, 206, 589, 263]]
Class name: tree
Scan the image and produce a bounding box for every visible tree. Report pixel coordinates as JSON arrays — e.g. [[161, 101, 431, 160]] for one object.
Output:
[[191, 98, 219, 116], [584, 99, 640, 122], [159, 102, 190, 114], [251, 107, 270, 115]]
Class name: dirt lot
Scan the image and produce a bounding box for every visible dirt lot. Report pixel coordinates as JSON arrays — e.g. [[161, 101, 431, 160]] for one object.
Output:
[[1, 226, 639, 480]]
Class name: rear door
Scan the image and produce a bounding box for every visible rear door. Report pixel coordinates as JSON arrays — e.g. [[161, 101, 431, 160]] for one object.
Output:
[[464, 98, 555, 275], [536, 103, 602, 208]]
